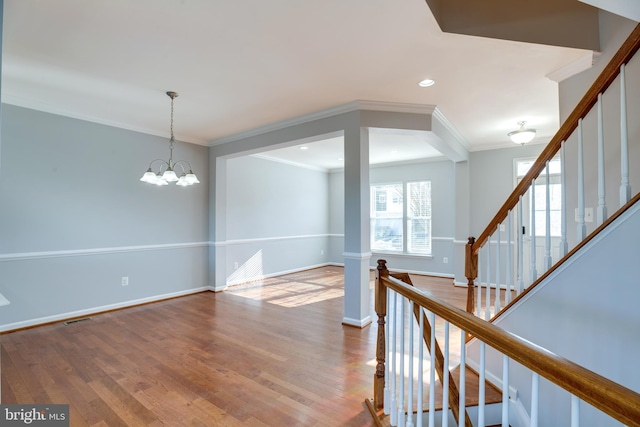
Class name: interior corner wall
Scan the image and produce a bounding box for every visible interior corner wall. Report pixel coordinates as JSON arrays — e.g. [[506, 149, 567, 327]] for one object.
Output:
[[0, 105, 209, 331], [328, 169, 345, 264], [223, 156, 330, 284]]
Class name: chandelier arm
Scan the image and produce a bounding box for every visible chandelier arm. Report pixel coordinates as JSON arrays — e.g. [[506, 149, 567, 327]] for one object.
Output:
[[172, 160, 193, 173], [147, 159, 170, 171]]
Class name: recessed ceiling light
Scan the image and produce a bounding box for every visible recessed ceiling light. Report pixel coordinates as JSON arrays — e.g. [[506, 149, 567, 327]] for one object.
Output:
[[299, 146, 309, 150], [418, 79, 435, 87], [337, 157, 344, 161]]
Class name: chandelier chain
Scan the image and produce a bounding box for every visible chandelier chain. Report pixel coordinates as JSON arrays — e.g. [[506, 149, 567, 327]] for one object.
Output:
[[169, 95, 175, 151]]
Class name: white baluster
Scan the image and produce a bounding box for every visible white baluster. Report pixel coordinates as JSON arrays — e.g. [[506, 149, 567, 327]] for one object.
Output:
[[478, 342, 486, 427], [560, 141, 569, 257], [428, 311, 436, 427], [458, 329, 466, 427], [398, 298, 405, 427], [442, 321, 450, 427], [496, 226, 502, 313], [597, 93, 608, 225], [476, 247, 483, 317], [620, 63, 631, 206], [417, 308, 424, 427], [485, 243, 491, 320], [577, 118, 587, 241], [506, 209, 512, 305], [517, 196, 524, 294], [530, 179, 538, 283], [502, 355, 509, 427], [531, 373, 539, 427], [571, 395, 580, 427], [544, 161, 552, 271], [390, 292, 398, 426], [406, 301, 414, 427], [384, 288, 390, 414]]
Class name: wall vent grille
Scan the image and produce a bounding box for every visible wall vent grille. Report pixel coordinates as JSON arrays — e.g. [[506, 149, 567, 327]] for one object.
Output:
[[63, 317, 92, 326]]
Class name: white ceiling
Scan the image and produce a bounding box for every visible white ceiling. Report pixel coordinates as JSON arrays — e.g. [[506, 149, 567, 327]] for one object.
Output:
[[2, 0, 592, 167]]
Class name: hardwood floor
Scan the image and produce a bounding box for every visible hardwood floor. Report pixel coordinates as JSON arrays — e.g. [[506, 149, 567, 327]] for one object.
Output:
[[1, 266, 469, 426]]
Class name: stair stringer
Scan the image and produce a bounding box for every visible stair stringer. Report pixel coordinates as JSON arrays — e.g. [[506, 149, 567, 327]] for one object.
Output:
[[465, 199, 640, 427]]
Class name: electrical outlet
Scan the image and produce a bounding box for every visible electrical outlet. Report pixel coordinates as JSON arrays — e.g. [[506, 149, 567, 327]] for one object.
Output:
[[575, 207, 594, 222], [320, 249, 324, 256], [499, 224, 506, 232], [233, 262, 239, 270], [585, 207, 594, 223], [443, 257, 448, 264], [121, 276, 129, 286]]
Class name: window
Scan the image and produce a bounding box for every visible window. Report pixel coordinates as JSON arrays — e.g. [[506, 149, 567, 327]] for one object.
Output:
[[370, 181, 431, 255], [516, 158, 561, 237]]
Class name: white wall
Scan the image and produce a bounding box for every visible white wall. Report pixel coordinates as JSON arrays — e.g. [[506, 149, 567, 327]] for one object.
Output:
[[0, 105, 209, 331]]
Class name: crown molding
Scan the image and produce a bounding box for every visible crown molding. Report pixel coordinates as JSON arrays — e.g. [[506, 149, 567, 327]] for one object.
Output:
[[432, 107, 471, 151], [3, 94, 208, 146], [208, 100, 438, 147], [546, 51, 599, 83]]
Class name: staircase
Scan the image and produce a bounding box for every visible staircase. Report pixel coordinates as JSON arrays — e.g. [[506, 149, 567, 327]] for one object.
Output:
[[365, 12, 640, 427]]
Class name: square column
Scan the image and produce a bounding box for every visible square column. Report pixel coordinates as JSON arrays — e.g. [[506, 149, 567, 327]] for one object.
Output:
[[342, 124, 372, 327]]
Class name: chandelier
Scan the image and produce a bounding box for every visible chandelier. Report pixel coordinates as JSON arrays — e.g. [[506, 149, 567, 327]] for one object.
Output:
[[508, 121, 537, 145], [140, 91, 200, 186]]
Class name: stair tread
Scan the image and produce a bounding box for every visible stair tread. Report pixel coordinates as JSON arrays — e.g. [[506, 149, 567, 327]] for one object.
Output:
[[418, 363, 503, 411]]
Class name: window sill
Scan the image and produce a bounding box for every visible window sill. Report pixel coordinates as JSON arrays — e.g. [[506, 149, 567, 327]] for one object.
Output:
[[372, 251, 433, 260]]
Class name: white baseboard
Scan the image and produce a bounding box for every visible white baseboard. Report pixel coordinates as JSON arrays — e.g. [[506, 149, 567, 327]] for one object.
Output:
[[342, 315, 372, 328], [0, 286, 210, 333]]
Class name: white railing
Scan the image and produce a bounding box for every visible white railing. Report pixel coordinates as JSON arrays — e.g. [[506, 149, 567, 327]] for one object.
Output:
[[372, 261, 640, 427], [467, 23, 640, 320]]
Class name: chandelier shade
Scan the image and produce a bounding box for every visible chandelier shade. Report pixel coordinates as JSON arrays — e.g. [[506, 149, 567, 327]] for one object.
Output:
[[140, 91, 199, 186]]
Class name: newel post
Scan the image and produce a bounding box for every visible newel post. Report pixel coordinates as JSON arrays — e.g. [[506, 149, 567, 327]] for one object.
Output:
[[374, 259, 388, 410], [465, 237, 478, 314]]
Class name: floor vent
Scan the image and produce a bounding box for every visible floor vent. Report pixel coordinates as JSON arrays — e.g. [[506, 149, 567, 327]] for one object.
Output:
[[63, 317, 92, 326]]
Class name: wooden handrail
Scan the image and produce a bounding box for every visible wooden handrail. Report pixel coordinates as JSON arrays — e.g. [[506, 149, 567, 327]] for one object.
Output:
[[472, 22, 640, 255], [380, 273, 640, 427]]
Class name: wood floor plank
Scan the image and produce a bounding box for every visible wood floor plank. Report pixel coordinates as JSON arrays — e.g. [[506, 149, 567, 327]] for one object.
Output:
[[2, 266, 472, 426]]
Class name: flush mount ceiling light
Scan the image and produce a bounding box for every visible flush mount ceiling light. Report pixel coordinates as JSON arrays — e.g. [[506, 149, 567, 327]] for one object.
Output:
[[418, 78, 435, 87], [140, 91, 199, 186], [508, 121, 537, 145]]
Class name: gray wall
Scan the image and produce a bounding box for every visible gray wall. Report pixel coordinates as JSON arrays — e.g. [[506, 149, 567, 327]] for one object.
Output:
[[0, 105, 209, 331], [469, 143, 545, 238], [224, 156, 330, 283]]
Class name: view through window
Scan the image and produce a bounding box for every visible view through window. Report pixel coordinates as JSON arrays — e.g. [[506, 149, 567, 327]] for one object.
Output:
[[370, 181, 431, 255]]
